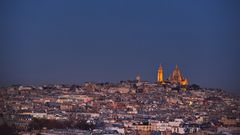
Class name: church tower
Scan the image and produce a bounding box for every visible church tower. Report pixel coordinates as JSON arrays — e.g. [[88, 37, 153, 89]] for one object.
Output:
[[157, 64, 163, 83]]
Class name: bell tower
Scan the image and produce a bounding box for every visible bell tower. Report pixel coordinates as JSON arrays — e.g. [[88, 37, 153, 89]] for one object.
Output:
[[157, 64, 163, 83]]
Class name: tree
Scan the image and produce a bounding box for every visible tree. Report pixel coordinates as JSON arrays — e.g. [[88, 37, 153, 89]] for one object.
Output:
[[190, 84, 200, 90], [28, 118, 71, 130], [0, 124, 17, 135]]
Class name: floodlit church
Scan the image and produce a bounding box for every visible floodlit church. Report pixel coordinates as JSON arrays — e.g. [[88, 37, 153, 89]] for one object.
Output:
[[157, 64, 188, 85]]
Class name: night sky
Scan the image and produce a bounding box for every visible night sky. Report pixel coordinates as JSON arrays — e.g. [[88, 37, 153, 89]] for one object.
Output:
[[0, 1, 240, 93]]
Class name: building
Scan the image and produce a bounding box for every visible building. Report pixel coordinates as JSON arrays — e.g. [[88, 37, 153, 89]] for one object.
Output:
[[157, 64, 188, 85], [136, 75, 141, 82], [157, 64, 163, 83], [168, 65, 188, 85]]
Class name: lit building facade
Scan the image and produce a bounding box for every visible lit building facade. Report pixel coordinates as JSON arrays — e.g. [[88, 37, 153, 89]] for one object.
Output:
[[157, 64, 188, 85]]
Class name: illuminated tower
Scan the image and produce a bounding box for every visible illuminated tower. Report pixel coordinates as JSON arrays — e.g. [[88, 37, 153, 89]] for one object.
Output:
[[157, 64, 163, 83]]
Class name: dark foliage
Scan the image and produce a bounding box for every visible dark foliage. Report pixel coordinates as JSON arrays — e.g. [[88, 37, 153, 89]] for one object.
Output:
[[189, 84, 200, 90], [28, 118, 70, 130], [0, 124, 17, 135], [28, 118, 96, 131]]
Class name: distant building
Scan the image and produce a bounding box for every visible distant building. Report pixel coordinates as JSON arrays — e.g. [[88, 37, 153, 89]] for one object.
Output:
[[168, 65, 188, 85], [157, 64, 163, 83], [136, 75, 141, 82], [157, 64, 188, 85]]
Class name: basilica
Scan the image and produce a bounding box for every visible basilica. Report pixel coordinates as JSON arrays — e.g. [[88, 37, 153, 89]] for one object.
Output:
[[157, 64, 188, 85]]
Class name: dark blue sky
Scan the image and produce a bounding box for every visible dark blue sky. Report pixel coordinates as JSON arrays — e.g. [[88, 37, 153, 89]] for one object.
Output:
[[0, 1, 240, 93]]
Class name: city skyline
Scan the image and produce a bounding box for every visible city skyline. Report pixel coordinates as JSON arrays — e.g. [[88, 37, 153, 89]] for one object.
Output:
[[0, 1, 240, 94], [0, 1, 240, 134]]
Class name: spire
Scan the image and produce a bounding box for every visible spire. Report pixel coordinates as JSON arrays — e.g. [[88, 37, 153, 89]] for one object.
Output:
[[159, 64, 162, 70], [175, 64, 179, 70], [157, 64, 163, 83]]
